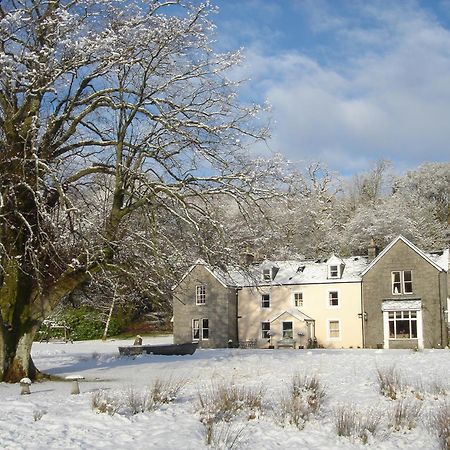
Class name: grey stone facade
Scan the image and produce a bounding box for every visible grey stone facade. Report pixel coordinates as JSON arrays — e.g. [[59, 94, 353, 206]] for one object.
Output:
[[173, 237, 448, 350], [362, 237, 448, 349], [173, 264, 238, 348]]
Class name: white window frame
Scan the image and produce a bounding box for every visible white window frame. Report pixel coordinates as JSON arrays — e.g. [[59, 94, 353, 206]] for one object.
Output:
[[262, 269, 271, 281], [329, 265, 339, 278], [388, 311, 418, 339], [201, 318, 209, 340], [328, 290, 339, 307], [261, 293, 271, 308], [293, 291, 303, 307], [282, 321, 294, 339], [196, 285, 206, 305], [391, 270, 413, 295], [261, 322, 271, 339], [383, 309, 423, 349], [327, 319, 341, 340], [192, 319, 200, 341]]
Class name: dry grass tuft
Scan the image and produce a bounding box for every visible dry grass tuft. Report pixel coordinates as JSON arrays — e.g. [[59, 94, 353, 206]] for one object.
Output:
[[389, 397, 423, 431], [429, 401, 450, 450], [277, 372, 326, 430], [376, 366, 402, 400], [334, 404, 383, 445]]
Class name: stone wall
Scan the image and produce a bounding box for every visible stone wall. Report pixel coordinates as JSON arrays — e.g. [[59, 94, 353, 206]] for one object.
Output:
[[362, 239, 448, 349], [173, 265, 236, 348]]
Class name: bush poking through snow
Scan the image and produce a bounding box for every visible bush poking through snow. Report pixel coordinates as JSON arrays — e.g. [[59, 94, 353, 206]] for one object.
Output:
[[33, 409, 47, 422], [198, 382, 264, 425], [203, 420, 247, 448], [126, 387, 148, 415], [334, 404, 383, 445], [428, 380, 449, 398], [91, 390, 119, 416], [91, 378, 186, 416], [146, 377, 187, 410], [277, 373, 326, 430], [376, 366, 402, 400], [428, 401, 450, 450], [389, 397, 423, 431], [291, 373, 326, 413]]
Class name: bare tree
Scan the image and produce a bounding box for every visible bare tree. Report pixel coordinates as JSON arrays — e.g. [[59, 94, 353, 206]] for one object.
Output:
[[0, 0, 273, 381]]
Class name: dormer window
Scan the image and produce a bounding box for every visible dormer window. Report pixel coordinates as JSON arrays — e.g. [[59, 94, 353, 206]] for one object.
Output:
[[262, 266, 279, 281], [329, 265, 339, 278], [327, 255, 344, 279], [262, 269, 271, 281]]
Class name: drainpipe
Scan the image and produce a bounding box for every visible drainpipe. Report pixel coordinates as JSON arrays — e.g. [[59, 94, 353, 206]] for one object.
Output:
[[360, 280, 366, 348], [235, 287, 242, 345], [438, 272, 444, 347]]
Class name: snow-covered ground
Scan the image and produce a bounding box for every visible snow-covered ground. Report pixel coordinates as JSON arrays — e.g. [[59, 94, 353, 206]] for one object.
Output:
[[0, 336, 448, 449]]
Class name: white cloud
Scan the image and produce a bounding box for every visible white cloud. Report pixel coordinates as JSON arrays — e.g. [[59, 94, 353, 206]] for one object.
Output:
[[234, 1, 450, 174]]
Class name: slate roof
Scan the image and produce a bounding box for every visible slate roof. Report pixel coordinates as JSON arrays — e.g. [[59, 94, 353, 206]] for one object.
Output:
[[175, 236, 448, 290], [209, 255, 370, 288]]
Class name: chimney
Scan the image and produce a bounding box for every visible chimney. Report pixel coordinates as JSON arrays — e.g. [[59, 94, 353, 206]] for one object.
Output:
[[367, 237, 379, 262]]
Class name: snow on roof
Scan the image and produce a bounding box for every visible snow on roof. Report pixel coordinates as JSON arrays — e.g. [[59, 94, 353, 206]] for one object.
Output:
[[175, 236, 448, 290], [427, 249, 449, 272], [268, 308, 314, 323], [327, 254, 345, 266], [382, 299, 422, 311], [215, 256, 369, 287]]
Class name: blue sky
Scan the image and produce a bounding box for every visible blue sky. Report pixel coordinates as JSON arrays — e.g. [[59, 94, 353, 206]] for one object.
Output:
[[212, 0, 450, 175]]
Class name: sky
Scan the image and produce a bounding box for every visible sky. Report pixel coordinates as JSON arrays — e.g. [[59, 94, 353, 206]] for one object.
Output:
[[211, 0, 450, 176]]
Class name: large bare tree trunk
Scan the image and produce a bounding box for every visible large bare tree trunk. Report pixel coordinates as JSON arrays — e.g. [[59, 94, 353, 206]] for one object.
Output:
[[1, 325, 41, 382]]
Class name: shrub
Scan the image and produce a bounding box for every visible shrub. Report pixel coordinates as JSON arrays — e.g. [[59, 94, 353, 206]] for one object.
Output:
[[92, 378, 185, 417], [334, 404, 383, 445], [277, 372, 326, 430], [203, 421, 247, 448], [91, 390, 119, 416], [125, 387, 148, 415], [428, 380, 449, 398], [33, 409, 47, 422], [146, 377, 187, 410], [198, 382, 264, 425], [429, 401, 450, 450], [389, 397, 423, 431], [376, 366, 402, 400], [59, 307, 121, 340]]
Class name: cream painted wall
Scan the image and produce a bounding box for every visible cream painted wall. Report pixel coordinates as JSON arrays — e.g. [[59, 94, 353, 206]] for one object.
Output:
[[238, 282, 363, 348]]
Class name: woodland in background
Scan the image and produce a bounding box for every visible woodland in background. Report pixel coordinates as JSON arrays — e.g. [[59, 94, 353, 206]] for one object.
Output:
[[71, 159, 450, 337], [0, 0, 448, 380]]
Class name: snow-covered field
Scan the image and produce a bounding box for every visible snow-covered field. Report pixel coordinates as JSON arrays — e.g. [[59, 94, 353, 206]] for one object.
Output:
[[0, 336, 448, 450]]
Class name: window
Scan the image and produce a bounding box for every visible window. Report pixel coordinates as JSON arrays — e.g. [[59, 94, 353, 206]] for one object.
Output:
[[196, 285, 206, 304], [403, 271, 413, 293], [294, 292, 303, 307], [328, 320, 340, 339], [389, 311, 417, 339], [391, 271, 413, 294], [192, 318, 209, 340], [262, 269, 271, 281], [192, 319, 200, 341], [261, 293, 270, 308], [329, 291, 339, 307], [282, 321, 293, 339], [202, 318, 209, 340], [261, 322, 271, 339], [329, 265, 339, 278]]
